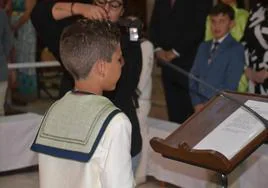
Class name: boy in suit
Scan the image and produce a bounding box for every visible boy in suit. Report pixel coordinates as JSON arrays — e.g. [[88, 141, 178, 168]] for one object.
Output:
[[31, 20, 135, 188], [190, 3, 245, 113]]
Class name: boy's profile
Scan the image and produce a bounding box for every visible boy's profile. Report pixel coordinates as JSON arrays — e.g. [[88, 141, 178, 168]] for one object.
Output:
[[190, 3, 244, 112], [31, 20, 135, 188]]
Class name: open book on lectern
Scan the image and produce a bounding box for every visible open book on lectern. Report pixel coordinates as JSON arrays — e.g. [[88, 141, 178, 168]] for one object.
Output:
[[150, 91, 268, 174], [193, 100, 267, 160]]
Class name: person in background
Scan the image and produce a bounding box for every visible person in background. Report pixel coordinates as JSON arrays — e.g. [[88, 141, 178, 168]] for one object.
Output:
[[149, 0, 212, 123], [11, 0, 37, 102], [190, 3, 245, 112], [0, 0, 14, 108], [242, 0, 268, 95], [31, 19, 135, 188], [121, 1, 154, 182], [31, 0, 142, 171], [0, 8, 12, 115], [135, 23, 154, 186], [205, 0, 249, 42], [0, 0, 12, 16]]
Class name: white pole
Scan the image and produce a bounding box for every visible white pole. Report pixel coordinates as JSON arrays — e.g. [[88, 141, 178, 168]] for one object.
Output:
[[8, 61, 61, 69]]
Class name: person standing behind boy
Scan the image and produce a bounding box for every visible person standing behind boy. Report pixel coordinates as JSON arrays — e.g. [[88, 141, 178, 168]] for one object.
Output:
[[31, 0, 142, 162], [205, 0, 249, 42], [31, 20, 134, 188], [149, 0, 212, 123], [190, 3, 245, 113], [0, 9, 12, 115]]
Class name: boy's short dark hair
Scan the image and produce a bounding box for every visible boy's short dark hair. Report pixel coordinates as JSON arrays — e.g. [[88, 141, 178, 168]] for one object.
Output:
[[60, 19, 121, 80], [209, 3, 235, 20]]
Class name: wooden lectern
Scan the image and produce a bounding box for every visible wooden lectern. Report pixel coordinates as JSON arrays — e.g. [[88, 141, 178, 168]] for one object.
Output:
[[150, 91, 268, 187]]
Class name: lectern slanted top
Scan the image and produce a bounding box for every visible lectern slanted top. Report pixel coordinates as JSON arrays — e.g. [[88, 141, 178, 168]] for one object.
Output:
[[150, 91, 268, 174]]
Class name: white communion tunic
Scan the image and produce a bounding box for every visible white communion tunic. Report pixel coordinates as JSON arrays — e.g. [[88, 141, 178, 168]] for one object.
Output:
[[32, 93, 135, 188], [38, 113, 134, 188]]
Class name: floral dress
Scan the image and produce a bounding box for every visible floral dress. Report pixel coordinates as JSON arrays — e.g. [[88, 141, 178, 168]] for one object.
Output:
[[11, 0, 37, 98], [243, 3, 268, 95]]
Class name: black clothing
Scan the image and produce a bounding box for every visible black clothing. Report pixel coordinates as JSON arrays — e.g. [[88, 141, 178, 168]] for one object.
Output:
[[242, 3, 268, 95], [31, 0, 142, 156], [149, 0, 211, 123]]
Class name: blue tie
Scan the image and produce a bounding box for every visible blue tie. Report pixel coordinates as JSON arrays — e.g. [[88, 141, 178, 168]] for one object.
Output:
[[208, 41, 219, 64]]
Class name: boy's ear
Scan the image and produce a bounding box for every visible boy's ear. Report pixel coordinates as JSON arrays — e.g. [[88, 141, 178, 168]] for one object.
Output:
[[95, 60, 106, 78]]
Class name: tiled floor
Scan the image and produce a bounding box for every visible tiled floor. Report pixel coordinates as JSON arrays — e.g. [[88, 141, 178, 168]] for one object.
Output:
[[0, 170, 178, 188], [0, 65, 180, 188]]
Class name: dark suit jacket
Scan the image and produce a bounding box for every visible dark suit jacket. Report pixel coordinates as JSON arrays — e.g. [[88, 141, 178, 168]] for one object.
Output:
[[149, 0, 212, 69]]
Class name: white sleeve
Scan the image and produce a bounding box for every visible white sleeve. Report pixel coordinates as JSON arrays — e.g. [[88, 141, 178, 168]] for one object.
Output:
[[100, 113, 135, 188], [138, 40, 154, 96]]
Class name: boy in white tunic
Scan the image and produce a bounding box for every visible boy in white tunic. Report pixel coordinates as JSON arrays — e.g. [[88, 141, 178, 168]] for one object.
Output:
[[31, 19, 135, 188]]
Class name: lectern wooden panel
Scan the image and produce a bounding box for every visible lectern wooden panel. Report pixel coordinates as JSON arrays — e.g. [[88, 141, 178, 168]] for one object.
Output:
[[150, 91, 268, 174]]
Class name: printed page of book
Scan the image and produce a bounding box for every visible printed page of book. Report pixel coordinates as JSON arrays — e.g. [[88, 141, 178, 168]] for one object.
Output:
[[193, 100, 267, 160]]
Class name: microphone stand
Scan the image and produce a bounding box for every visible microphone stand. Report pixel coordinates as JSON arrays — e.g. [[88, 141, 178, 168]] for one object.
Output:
[[158, 60, 268, 129]]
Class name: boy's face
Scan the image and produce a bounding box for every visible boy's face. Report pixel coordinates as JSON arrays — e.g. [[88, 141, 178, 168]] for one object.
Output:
[[210, 13, 234, 40], [103, 45, 123, 90], [220, 0, 236, 6], [94, 0, 124, 22]]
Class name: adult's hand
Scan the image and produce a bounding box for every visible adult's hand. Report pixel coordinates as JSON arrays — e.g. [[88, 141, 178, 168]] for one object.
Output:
[[52, 2, 108, 20], [165, 50, 177, 62], [254, 69, 268, 83], [155, 50, 169, 62], [245, 68, 268, 84], [73, 3, 108, 20]]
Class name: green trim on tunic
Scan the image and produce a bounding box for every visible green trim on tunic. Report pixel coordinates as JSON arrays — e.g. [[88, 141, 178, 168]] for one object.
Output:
[[35, 92, 120, 154]]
